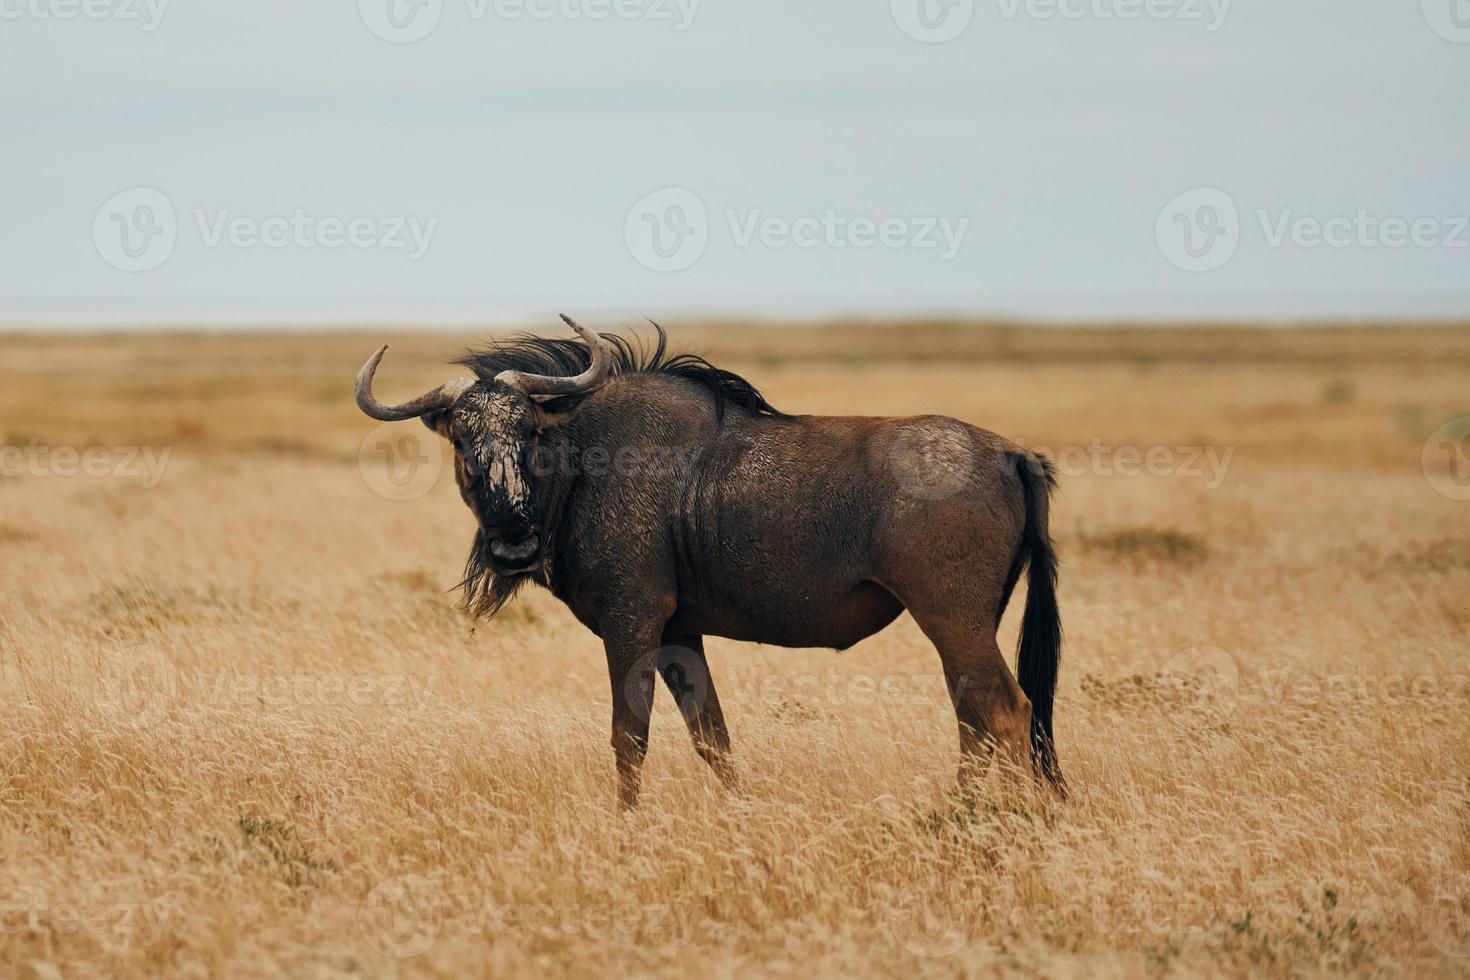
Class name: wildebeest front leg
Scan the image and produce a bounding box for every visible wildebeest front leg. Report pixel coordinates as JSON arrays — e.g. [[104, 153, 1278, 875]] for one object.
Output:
[[659, 632, 738, 793], [601, 615, 669, 809]]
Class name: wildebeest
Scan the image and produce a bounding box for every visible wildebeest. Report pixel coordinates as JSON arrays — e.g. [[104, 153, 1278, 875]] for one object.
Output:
[[355, 316, 1064, 806]]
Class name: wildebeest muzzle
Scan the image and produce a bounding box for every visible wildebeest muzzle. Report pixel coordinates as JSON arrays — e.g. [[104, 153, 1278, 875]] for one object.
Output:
[[486, 527, 542, 574]]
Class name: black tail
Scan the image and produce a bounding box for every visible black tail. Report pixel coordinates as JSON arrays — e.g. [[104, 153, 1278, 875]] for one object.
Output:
[[1012, 452, 1065, 795]]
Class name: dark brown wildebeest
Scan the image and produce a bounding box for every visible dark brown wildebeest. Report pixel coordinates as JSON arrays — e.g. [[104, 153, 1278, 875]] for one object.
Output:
[[355, 316, 1064, 806]]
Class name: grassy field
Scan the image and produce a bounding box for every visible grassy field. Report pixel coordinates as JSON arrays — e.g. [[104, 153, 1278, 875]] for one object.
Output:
[[2, 322, 1469, 978]]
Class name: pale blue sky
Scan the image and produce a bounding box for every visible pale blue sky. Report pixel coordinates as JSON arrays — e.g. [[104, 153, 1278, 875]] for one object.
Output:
[[2, 0, 1467, 325]]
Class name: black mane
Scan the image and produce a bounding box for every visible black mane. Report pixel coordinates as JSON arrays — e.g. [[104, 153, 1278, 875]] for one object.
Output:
[[455, 321, 786, 422]]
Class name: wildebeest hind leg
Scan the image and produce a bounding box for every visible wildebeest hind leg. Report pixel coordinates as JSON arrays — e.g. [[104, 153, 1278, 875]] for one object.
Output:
[[904, 605, 1032, 790], [659, 633, 738, 793]]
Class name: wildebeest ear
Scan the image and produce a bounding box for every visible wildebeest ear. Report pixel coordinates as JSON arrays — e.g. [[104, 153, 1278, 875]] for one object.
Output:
[[420, 410, 450, 436]]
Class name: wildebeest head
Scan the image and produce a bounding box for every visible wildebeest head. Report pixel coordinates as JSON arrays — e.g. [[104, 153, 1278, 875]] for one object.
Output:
[[354, 315, 610, 577]]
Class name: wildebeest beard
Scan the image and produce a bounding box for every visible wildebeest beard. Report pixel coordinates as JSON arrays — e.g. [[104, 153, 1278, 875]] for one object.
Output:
[[459, 528, 531, 620]]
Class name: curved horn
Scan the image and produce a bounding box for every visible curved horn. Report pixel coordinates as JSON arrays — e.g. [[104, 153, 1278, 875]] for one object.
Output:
[[355, 345, 474, 421], [495, 314, 612, 398]]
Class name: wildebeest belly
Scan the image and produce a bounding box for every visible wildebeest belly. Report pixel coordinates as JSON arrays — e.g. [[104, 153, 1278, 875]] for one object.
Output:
[[669, 578, 903, 650], [670, 429, 899, 643], [667, 415, 912, 647]]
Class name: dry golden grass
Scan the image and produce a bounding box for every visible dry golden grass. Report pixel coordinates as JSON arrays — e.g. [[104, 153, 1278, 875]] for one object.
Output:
[[1, 323, 1468, 978]]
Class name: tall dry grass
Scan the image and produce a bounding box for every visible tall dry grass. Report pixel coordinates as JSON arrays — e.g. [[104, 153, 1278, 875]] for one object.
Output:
[[1, 323, 1468, 978]]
